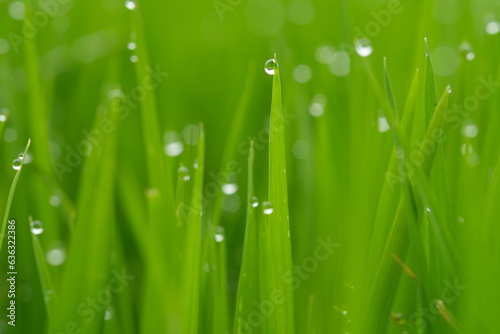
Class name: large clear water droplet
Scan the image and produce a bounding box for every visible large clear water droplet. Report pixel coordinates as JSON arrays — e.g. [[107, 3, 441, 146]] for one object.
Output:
[[263, 201, 274, 215], [264, 59, 277, 75], [355, 38, 373, 57], [12, 159, 22, 170], [0, 111, 7, 122], [251, 196, 259, 208], [31, 220, 44, 235]]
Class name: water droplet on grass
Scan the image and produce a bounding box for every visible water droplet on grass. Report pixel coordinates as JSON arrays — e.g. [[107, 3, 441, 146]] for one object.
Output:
[[458, 42, 475, 61], [50, 195, 61, 207], [215, 226, 225, 242], [127, 41, 136, 50], [263, 201, 274, 215], [164, 132, 184, 157], [130, 55, 138, 63], [222, 183, 238, 195], [309, 103, 324, 117], [486, 20, 500, 35], [12, 159, 22, 171], [264, 59, 277, 75], [293, 64, 312, 83], [104, 306, 113, 320], [462, 123, 478, 138], [0, 112, 6, 122], [46, 248, 66, 266], [377, 116, 390, 133], [251, 196, 259, 207], [125, 1, 136, 10], [31, 220, 44, 235], [178, 166, 190, 181], [355, 38, 373, 57]]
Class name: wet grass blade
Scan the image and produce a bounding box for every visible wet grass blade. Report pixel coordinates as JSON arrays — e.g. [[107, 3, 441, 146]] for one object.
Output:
[[234, 141, 260, 334], [266, 55, 295, 334]]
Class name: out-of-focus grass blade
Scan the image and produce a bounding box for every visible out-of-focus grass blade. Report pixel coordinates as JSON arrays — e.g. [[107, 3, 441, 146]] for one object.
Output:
[[234, 141, 260, 334], [384, 57, 399, 122], [424, 38, 437, 130], [266, 55, 295, 334], [181, 123, 205, 333], [50, 96, 120, 333], [30, 216, 58, 317], [0, 139, 31, 252]]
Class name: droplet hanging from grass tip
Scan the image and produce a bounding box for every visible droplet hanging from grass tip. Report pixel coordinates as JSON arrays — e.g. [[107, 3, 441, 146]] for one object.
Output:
[[263, 201, 274, 215], [264, 59, 277, 75], [30, 220, 44, 235]]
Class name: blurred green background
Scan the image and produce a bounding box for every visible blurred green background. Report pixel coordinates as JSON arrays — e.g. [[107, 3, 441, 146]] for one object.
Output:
[[1, 0, 500, 333]]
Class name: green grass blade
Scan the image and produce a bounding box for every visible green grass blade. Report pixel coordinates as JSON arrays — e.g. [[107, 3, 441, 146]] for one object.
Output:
[[0, 138, 31, 253], [234, 141, 260, 334], [267, 55, 295, 334]]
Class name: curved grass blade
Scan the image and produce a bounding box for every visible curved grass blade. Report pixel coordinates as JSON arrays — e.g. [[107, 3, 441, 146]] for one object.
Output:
[[0, 138, 31, 253], [424, 38, 437, 130]]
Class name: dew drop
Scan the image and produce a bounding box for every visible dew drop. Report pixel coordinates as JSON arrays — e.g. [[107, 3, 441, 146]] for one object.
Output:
[[49, 195, 61, 207], [215, 226, 225, 242], [12, 159, 22, 171], [130, 55, 138, 63], [104, 306, 113, 320], [264, 59, 277, 75], [164, 131, 184, 157], [263, 201, 274, 215], [486, 20, 500, 35], [251, 196, 259, 208], [377, 116, 390, 133], [31, 220, 44, 235], [178, 166, 190, 181], [293, 64, 312, 83], [315, 45, 336, 64], [46, 248, 66, 266], [125, 1, 136, 10], [355, 38, 373, 57], [127, 41, 136, 50], [458, 42, 475, 61], [309, 103, 324, 117], [0, 112, 6, 122], [44, 290, 53, 302], [222, 183, 238, 195], [462, 123, 478, 138]]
